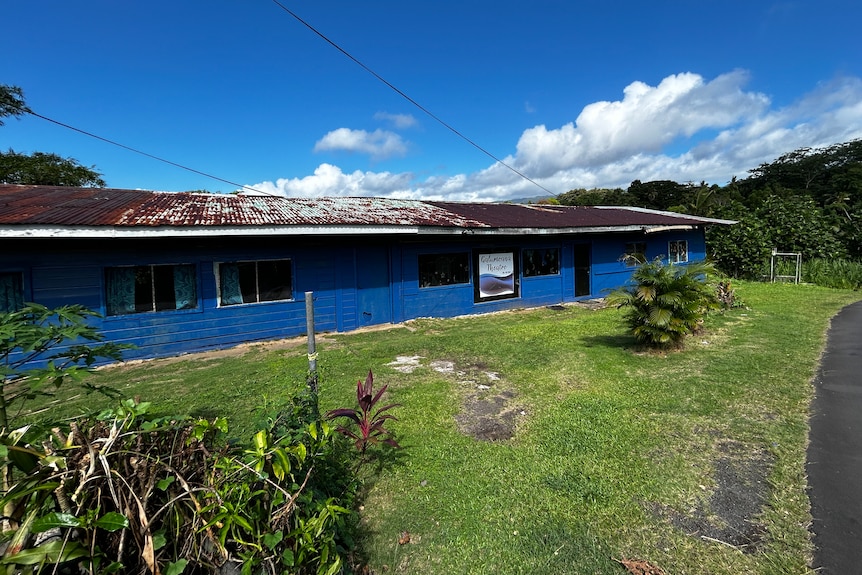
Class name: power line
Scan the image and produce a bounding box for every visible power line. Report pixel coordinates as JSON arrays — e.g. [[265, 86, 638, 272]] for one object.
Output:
[[21, 5, 555, 198], [25, 110, 268, 195], [269, 0, 556, 196]]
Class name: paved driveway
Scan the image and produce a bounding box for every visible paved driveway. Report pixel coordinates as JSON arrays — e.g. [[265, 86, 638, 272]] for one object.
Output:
[[807, 300, 862, 573]]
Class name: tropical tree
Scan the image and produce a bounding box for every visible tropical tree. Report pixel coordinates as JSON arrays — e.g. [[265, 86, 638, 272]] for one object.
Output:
[[557, 187, 628, 206], [0, 85, 106, 187], [706, 202, 772, 279], [756, 194, 846, 260], [627, 179, 688, 211], [606, 257, 719, 349], [0, 149, 106, 187], [0, 85, 29, 126]]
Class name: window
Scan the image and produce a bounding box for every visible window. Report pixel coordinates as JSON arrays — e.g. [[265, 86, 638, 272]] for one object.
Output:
[[0, 272, 24, 313], [669, 240, 688, 264], [105, 264, 197, 316], [218, 259, 293, 306], [522, 248, 560, 277], [623, 242, 647, 266], [419, 253, 469, 287]]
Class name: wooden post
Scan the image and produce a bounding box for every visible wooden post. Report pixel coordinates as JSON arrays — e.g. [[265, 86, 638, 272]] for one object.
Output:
[[305, 291, 318, 393]]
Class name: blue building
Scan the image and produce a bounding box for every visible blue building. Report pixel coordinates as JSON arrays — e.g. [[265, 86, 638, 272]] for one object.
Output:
[[0, 184, 733, 362]]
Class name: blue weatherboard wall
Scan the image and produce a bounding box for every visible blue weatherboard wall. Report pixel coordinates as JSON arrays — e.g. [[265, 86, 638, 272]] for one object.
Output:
[[2, 229, 707, 365]]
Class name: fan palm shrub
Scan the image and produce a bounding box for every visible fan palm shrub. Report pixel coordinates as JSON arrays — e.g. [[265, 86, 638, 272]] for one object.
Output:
[[606, 256, 719, 348]]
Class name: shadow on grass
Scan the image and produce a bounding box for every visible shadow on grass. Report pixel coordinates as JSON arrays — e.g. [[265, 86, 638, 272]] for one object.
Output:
[[361, 443, 410, 478], [188, 406, 222, 421], [345, 444, 410, 574], [579, 333, 637, 349]]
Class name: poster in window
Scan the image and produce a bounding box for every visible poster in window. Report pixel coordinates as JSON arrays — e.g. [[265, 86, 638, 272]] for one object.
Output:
[[474, 250, 519, 302]]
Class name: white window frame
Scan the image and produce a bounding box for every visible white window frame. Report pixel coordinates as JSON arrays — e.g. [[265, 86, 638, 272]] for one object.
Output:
[[623, 242, 647, 266], [104, 264, 198, 316], [216, 259, 294, 307], [668, 240, 689, 264]]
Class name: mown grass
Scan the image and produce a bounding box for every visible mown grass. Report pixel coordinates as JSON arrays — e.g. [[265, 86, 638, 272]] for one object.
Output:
[[20, 281, 861, 574]]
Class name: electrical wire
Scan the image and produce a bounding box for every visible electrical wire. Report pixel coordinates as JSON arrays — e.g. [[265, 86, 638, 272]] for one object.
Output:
[[25, 110, 267, 194], [21, 5, 556, 198], [268, 0, 556, 196]]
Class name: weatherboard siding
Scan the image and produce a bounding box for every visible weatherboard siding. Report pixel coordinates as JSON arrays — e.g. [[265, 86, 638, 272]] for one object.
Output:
[[3, 228, 709, 366]]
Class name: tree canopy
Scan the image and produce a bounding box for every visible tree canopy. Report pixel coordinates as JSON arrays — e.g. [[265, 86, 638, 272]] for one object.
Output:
[[558, 139, 862, 276], [0, 85, 106, 187], [0, 84, 29, 126], [0, 149, 106, 187]]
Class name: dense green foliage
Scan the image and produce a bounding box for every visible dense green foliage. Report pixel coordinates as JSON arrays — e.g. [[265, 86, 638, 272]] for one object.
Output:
[[0, 397, 357, 575], [559, 139, 862, 279], [0, 303, 128, 430], [0, 149, 106, 187], [795, 258, 862, 290], [605, 257, 719, 348], [0, 305, 391, 574]]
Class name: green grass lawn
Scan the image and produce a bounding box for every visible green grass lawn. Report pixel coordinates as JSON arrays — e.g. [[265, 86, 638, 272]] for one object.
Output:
[[22, 281, 861, 574]]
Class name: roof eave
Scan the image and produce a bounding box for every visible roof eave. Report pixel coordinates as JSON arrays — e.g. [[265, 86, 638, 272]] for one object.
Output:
[[417, 225, 696, 235], [0, 225, 422, 238], [0, 223, 717, 239], [595, 205, 737, 225]]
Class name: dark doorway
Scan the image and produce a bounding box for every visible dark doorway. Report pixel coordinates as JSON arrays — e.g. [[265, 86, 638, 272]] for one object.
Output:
[[574, 244, 591, 297]]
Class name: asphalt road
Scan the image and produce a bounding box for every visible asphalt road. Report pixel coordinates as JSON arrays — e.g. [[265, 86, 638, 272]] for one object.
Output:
[[807, 300, 862, 573]]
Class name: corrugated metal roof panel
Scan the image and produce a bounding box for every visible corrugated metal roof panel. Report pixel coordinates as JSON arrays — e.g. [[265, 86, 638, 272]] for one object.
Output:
[[426, 201, 714, 228], [0, 185, 731, 234]]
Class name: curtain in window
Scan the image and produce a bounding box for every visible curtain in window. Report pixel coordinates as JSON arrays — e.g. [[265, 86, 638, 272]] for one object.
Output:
[[0, 273, 24, 313], [173, 265, 197, 310], [219, 263, 243, 305], [106, 267, 137, 315]]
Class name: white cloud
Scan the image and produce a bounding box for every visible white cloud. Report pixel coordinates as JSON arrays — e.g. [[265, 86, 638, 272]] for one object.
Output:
[[513, 70, 769, 177], [254, 72, 862, 202], [373, 111, 418, 129], [249, 163, 415, 198], [313, 128, 408, 160]]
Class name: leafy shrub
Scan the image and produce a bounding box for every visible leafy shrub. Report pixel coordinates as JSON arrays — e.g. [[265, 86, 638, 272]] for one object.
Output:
[[0, 305, 395, 574], [716, 280, 746, 309], [326, 370, 400, 456], [0, 303, 129, 430], [0, 395, 357, 575], [708, 195, 848, 279], [707, 202, 773, 279], [606, 257, 719, 348]]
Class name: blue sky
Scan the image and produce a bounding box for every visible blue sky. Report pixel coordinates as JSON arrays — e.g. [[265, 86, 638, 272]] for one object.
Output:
[[4, 1, 862, 201]]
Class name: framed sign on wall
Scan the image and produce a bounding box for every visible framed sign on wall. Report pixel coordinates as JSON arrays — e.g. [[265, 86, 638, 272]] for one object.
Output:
[[473, 248, 520, 303]]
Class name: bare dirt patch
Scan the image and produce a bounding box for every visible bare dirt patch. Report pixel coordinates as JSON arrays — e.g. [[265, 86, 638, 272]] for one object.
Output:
[[454, 389, 525, 441], [101, 324, 409, 371], [647, 438, 772, 553], [386, 355, 526, 441]]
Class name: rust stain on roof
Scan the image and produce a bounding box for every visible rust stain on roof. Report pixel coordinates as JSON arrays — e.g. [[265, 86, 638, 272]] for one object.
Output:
[[0, 184, 726, 232]]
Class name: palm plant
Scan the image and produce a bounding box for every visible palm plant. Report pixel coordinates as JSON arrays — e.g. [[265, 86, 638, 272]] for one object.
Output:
[[606, 256, 719, 348]]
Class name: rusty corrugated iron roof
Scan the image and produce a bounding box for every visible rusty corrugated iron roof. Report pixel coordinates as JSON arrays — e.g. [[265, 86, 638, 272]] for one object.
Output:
[[0, 185, 487, 228], [0, 184, 732, 235], [427, 201, 710, 228]]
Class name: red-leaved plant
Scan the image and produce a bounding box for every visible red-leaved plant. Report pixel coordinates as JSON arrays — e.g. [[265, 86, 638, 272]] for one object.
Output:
[[326, 370, 401, 454]]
